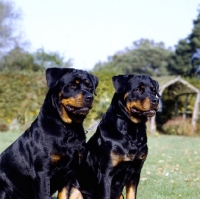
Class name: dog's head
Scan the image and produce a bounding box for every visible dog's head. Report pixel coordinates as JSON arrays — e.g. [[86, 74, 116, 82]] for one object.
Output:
[[46, 68, 98, 124], [112, 74, 160, 123]]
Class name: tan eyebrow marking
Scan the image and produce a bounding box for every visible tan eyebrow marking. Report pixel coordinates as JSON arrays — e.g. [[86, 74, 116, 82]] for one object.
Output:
[[75, 79, 80, 84]]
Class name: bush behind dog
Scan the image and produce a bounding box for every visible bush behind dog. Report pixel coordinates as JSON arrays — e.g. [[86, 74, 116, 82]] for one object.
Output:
[[1, 71, 200, 135]]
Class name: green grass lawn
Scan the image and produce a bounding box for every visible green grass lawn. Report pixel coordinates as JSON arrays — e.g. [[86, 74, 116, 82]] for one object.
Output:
[[0, 132, 200, 199], [138, 135, 200, 199]]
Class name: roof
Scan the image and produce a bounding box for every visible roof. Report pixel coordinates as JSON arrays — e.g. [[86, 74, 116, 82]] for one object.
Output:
[[153, 76, 200, 96]]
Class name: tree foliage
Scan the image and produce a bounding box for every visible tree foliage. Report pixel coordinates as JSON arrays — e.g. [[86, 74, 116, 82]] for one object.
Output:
[[1, 2, 200, 132], [93, 11, 200, 77], [0, 47, 72, 72], [169, 11, 200, 76], [0, 1, 73, 72], [93, 39, 174, 76], [168, 39, 191, 76], [189, 12, 200, 52], [0, 0, 22, 56], [0, 47, 43, 72], [0, 70, 115, 131], [0, 72, 47, 129], [33, 48, 73, 69], [85, 70, 117, 124]]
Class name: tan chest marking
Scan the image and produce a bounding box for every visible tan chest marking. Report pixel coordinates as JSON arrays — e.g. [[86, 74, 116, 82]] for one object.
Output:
[[110, 152, 136, 167], [50, 154, 62, 164]]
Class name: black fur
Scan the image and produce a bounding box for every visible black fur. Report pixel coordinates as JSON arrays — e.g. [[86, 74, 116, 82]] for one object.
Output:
[[66, 74, 159, 199], [0, 68, 98, 199]]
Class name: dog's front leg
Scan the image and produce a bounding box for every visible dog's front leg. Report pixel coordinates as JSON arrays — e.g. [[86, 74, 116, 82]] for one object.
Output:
[[117, 194, 124, 199], [57, 186, 83, 199], [126, 181, 137, 199], [125, 173, 140, 199], [98, 173, 112, 199], [35, 173, 51, 199]]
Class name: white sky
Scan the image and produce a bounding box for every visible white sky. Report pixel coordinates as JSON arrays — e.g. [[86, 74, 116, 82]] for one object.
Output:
[[14, 0, 200, 70]]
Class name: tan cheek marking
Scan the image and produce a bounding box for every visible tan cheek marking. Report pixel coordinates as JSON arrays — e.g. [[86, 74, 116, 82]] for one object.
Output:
[[125, 98, 152, 123], [69, 187, 83, 199], [125, 101, 142, 123], [127, 98, 151, 112], [110, 152, 136, 167], [60, 106, 72, 124], [61, 95, 85, 108], [74, 94, 85, 107], [59, 94, 86, 123], [51, 154, 62, 163], [60, 97, 75, 123], [125, 111, 141, 123], [126, 183, 136, 199], [61, 98, 76, 107], [127, 101, 141, 111], [141, 98, 151, 110], [57, 186, 68, 199]]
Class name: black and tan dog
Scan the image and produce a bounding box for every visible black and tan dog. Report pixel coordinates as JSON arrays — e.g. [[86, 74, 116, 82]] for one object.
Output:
[[59, 74, 159, 199], [0, 68, 98, 199]]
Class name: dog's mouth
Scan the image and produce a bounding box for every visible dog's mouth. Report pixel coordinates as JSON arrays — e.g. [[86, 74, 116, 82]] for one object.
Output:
[[131, 107, 157, 117], [66, 105, 91, 115]]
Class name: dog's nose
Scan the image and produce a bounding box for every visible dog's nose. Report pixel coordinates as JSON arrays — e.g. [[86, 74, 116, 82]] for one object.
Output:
[[85, 94, 93, 102], [151, 98, 159, 105]]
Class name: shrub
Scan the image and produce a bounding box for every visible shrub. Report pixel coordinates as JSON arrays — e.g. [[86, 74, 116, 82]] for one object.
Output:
[[160, 117, 196, 136], [0, 122, 9, 132], [0, 72, 47, 125]]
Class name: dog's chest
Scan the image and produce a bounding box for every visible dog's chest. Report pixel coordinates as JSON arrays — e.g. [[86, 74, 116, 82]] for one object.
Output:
[[110, 130, 147, 167], [50, 132, 85, 166]]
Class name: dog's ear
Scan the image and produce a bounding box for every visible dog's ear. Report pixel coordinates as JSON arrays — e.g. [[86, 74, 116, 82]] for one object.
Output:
[[88, 74, 99, 95], [46, 68, 74, 88], [152, 79, 160, 97], [112, 74, 133, 93]]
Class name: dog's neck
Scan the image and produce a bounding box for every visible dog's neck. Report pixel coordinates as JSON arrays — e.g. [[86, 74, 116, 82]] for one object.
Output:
[[102, 97, 146, 138], [109, 93, 148, 124], [41, 89, 60, 116]]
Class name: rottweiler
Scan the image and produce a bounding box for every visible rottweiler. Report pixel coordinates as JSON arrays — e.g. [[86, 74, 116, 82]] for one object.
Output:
[[58, 74, 159, 199], [0, 68, 98, 199]]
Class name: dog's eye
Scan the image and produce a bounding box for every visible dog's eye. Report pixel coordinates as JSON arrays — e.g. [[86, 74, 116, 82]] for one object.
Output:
[[85, 82, 93, 91], [87, 85, 93, 90], [136, 85, 145, 93], [70, 84, 77, 89], [136, 88, 142, 93], [85, 81, 91, 87], [151, 87, 156, 94]]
